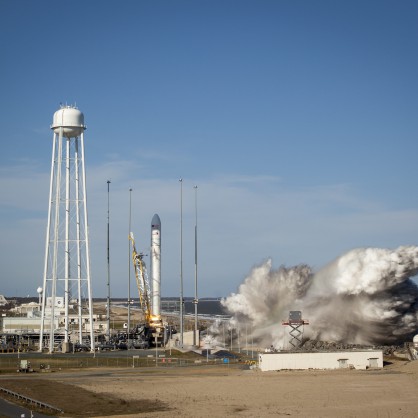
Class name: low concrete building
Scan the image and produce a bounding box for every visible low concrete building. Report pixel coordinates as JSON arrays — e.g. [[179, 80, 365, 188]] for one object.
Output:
[[167, 330, 200, 348], [259, 350, 383, 371], [1, 315, 57, 333], [1, 313, 108, 336]]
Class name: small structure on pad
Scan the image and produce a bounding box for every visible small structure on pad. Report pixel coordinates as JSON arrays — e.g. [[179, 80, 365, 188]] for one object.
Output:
[[17, 360, 34, 373]]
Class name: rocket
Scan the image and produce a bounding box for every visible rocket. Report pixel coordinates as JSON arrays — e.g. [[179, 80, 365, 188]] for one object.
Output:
[[150, 214, 161, 317]]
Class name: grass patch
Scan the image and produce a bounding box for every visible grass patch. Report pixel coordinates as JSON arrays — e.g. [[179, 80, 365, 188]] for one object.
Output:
[[0, 379, 170, 417]]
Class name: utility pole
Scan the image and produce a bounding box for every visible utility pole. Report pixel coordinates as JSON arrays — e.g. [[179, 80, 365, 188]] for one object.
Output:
[[106, 180, 111, 341], [193, 185, 199, 347], [128, 188, 132, 349], [179, 178, 184, 347]]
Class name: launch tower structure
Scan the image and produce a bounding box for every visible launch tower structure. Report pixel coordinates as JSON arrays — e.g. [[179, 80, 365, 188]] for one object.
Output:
[[129, 216, 164, 346], [39, 105, 94, 353]]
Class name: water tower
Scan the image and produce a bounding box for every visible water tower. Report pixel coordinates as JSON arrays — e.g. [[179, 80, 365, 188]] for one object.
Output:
[[39, 105, 94, 353]]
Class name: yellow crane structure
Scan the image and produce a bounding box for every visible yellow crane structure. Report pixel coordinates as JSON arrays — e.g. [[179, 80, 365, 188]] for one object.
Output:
[[129, 232, 164, 345]]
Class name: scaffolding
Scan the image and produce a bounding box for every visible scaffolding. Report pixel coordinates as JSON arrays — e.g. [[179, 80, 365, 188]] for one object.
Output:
[[282, 311, 309, 349]]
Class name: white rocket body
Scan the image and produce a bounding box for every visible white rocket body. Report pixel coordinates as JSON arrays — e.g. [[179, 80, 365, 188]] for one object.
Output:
[[151, 214, 161, 317]]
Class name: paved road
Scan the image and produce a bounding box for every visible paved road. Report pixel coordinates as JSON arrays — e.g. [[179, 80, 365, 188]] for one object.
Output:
[[0, 397, 53, 418]]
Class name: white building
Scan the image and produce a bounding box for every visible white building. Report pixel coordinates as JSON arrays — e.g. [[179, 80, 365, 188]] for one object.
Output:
[[1, 298, 108, 340], [258, 350, 383, 371], [1, 316, 58, 334], [1, 314, 107, 335], [11, 302, 40, 316]]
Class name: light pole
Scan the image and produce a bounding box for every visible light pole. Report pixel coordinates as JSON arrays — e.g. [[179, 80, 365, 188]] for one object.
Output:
[[155, 333, 158, 367], [245, 322, 248, 355], [169, 325, 172, 356], [106, 180, 111, 342], [128, 188, 132, 349], [193, 185, 198, 347], [179, 178, 184, 348], [238, 323, 241, 353], [251, 326, 254, 359]]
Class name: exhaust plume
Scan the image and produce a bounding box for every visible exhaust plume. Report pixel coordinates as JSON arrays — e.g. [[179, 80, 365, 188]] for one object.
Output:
[[221, 246, 418, 347]]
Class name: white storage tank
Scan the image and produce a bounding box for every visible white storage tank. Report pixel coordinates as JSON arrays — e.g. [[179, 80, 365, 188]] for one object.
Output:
[[51, 105, 85, 138], [413, 334, 418, 348]]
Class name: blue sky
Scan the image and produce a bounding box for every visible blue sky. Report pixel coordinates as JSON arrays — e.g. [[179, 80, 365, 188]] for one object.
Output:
[[1, 0, 418, 298]]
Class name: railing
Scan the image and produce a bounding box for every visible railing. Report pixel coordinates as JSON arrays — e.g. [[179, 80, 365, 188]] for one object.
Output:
[[0, 355, 246, 370], [0, 386, 63, 413]]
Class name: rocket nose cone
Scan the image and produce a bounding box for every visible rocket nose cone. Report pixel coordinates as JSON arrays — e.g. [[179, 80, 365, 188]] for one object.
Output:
[[151, 214, 161, 228]]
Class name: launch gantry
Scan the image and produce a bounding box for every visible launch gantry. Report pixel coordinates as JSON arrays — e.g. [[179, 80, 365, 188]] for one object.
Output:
[[129, 232, 164, 346]]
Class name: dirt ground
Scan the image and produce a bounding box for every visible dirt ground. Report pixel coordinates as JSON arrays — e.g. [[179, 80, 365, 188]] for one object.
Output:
[[1, 358, 418, 417]]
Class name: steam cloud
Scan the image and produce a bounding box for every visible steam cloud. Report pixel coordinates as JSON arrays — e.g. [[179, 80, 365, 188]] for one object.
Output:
[[221, 246, 418, 347]]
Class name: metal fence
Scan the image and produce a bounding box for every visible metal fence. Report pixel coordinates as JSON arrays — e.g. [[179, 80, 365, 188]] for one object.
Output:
[[0, 355, 239, 371]]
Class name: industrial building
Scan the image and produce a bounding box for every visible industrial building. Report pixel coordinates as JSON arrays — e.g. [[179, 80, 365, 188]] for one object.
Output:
[[0, 298, 108, 352]]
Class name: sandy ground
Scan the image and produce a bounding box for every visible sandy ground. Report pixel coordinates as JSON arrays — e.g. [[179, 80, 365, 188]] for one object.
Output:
[[52, 359, 418, 418], [2, 304, 417, 416]]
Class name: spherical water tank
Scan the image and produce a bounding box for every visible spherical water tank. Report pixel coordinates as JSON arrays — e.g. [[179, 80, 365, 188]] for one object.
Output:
[[51, 106, 86, 138]]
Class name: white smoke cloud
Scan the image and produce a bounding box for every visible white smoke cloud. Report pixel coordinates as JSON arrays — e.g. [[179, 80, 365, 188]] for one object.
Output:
[[221, 246, 418, 348]]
